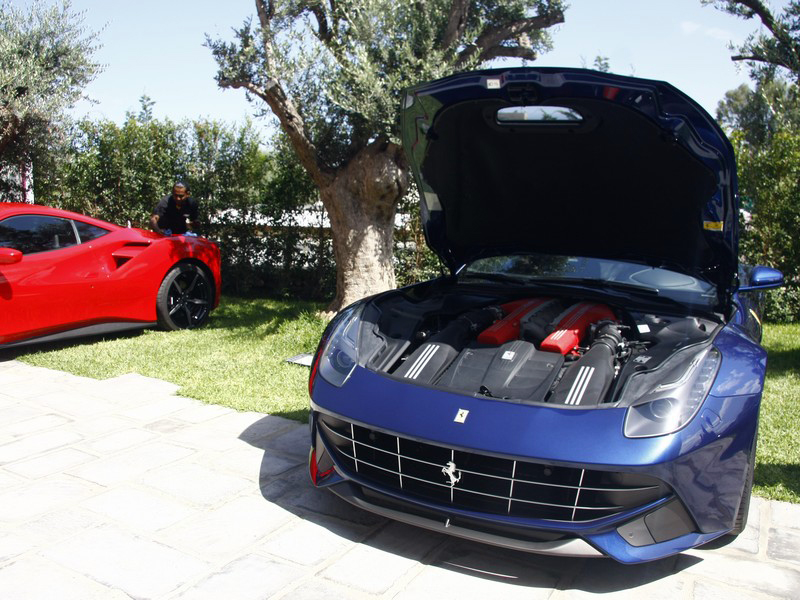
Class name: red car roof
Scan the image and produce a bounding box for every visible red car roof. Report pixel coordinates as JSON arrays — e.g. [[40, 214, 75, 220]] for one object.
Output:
[[0, 203, 123, 230]]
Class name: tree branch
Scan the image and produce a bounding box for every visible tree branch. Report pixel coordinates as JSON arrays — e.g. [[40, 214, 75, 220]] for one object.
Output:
[[308, 3, 332, 43], [729, 0, 800, 74], [731, 53, 794, 71], [732, 53, 770, 62], [455, 10, 565, 67], [218, 77, 333, 188], [479, 45, 540, 62], [731, 0, 779, 36], [255, 0, 276, 72], [441, 0, 470, 50], [247, 0, 335, 186]]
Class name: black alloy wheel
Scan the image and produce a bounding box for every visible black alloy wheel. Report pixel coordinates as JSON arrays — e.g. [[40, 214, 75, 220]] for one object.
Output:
[[156, 263, 213, 330]]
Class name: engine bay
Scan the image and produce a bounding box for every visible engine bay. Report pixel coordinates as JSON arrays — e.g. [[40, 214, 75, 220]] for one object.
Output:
[[359, 290, 719, 407]]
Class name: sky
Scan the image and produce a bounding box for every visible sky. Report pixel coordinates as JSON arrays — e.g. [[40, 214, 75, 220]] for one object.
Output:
[[52, 0, 782, 133]]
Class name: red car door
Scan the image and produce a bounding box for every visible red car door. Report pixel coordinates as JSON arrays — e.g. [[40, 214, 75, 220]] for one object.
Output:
[[0, 214, 103, 344]]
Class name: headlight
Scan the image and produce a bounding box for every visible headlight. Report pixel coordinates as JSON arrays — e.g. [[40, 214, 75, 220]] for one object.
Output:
[[317, 304, 363, 388], [622, 345, 721, 438]]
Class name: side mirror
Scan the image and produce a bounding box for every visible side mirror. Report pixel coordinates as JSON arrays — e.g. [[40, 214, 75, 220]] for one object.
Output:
[[0, 247, 22, 265], [739, 266, 784, 291]]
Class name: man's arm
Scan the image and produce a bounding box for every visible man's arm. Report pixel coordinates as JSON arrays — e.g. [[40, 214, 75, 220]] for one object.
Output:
[[150, 213, 164, 234], [151, 196, 170, 234]]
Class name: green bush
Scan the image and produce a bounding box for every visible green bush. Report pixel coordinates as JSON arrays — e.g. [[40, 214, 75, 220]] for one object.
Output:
[[735, 130, 800, 322], [394, 186, 444, 288], [34, 108, 337, 298]]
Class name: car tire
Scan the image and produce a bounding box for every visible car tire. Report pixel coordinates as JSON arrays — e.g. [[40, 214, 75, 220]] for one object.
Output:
[[156, 263, 214, 330], [729, 436, 757, 536]]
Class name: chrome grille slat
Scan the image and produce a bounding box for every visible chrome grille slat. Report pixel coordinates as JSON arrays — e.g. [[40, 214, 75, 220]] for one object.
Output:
[[350, 423, 358, 473], [336, 444, 624, 511], [319, 420, 658, 494], [571, 469, 586, 521], [397, 437, 403, 489], [507, 460, 517, 514], [319, 416, 668, 523]]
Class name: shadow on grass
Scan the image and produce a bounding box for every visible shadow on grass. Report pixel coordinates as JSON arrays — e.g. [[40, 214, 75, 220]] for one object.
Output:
[[239, 415, 703, 592], [755, 462, 800, 499], [0, 328, 147, 362], [205, 295, 325, 340], [271, 407, 311, 423], [765, 345, 800, 378]]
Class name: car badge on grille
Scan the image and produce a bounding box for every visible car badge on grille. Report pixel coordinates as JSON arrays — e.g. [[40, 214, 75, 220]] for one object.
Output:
[[442, 461, 462, 487]]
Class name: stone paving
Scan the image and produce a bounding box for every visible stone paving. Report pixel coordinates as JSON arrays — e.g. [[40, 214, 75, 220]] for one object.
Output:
[[0, 358, 798, 599]]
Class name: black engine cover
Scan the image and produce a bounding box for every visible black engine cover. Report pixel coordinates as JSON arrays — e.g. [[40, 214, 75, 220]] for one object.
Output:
[[437, 340, 563, 403]]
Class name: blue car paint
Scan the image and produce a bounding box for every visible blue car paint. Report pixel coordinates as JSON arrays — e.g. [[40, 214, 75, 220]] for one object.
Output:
[[309, 286, 767, 554], [584, 529, 723, 564], [311, 399, 745, 562], [308, 68, 782, 563], [311, 362, 760, 532]]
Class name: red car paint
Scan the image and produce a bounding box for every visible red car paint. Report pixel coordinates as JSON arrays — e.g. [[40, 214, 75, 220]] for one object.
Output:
[[0, 203, 221, 346], [477, 298, 551, 345], [540, 302, 617, 355]]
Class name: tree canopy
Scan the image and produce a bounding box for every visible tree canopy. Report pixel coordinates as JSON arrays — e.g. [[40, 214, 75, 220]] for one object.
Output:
[[208, 0, 566, 311], [209, 0, 565, 181], [710, 0, 800, 321], [0, 0, 101, 196], [716, 79, 800, 146], [706, 0, 800, 81]]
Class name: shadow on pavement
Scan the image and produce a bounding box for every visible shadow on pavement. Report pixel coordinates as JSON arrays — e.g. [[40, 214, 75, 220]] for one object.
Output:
[[239, 415, 702, 592]]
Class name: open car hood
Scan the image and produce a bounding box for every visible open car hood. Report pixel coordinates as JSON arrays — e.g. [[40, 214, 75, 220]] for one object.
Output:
[[401, 68, 739, 309]]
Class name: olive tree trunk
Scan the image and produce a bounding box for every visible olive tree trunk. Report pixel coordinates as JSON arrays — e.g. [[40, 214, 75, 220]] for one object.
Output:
[[321, 139, 409, 313]]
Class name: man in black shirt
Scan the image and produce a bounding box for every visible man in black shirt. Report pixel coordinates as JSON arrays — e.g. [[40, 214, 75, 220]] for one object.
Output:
[[150, 183, 199, 235]]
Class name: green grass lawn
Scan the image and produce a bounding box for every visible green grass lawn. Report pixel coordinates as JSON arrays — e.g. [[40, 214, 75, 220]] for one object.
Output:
[[5, 295, 328, 422], [754, 324, 800, 503], [6, 295, 799, 502]]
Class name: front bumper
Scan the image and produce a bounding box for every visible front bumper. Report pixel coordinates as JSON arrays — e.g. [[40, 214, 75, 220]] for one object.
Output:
[[309, 368, 759, 563], [330, 479, 603, 557], [310, 409, 727, 563], [322, 477, 725, 563]]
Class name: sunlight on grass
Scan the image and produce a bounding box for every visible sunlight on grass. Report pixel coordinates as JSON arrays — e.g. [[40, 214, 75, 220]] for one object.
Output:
[[12, 296, 327, 422], [755, 324, 800, 503]]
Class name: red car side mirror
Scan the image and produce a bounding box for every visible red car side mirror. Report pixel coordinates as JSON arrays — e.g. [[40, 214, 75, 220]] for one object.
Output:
[[0, 248, 23, 265]]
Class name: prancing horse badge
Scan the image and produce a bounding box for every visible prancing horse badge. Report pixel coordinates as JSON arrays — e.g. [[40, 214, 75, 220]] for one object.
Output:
[[454, 409, 469, 423], [442, 461, 462, 487]]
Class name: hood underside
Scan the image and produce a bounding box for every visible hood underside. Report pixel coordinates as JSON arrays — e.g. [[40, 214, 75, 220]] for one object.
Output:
[[401, 68, 739, 305]]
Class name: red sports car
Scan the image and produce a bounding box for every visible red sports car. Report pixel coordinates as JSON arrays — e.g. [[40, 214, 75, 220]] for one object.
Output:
[[0, 203, 221, 348]]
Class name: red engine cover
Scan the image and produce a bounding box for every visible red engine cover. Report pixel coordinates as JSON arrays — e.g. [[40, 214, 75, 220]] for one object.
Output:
[[540, 302, 617, 355], [477, 298, 551, 345]]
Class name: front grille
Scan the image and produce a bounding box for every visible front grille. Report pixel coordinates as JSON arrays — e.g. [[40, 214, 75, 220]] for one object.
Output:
[[318, 414, 668, 523]]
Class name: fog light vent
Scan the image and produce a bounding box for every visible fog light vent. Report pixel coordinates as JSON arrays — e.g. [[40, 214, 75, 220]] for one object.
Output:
[[617, 498, 696, 547]]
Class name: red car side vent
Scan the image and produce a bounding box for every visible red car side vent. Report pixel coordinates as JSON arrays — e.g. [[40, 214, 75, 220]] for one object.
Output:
[[111, 242, 151, 268]]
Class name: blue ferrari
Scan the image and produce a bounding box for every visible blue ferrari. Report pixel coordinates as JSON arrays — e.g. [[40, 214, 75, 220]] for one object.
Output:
[[307, 68, 784, 563]]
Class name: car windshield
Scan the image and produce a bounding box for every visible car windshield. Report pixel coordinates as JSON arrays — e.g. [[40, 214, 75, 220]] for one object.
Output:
[[461, 254, 718, 307]]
